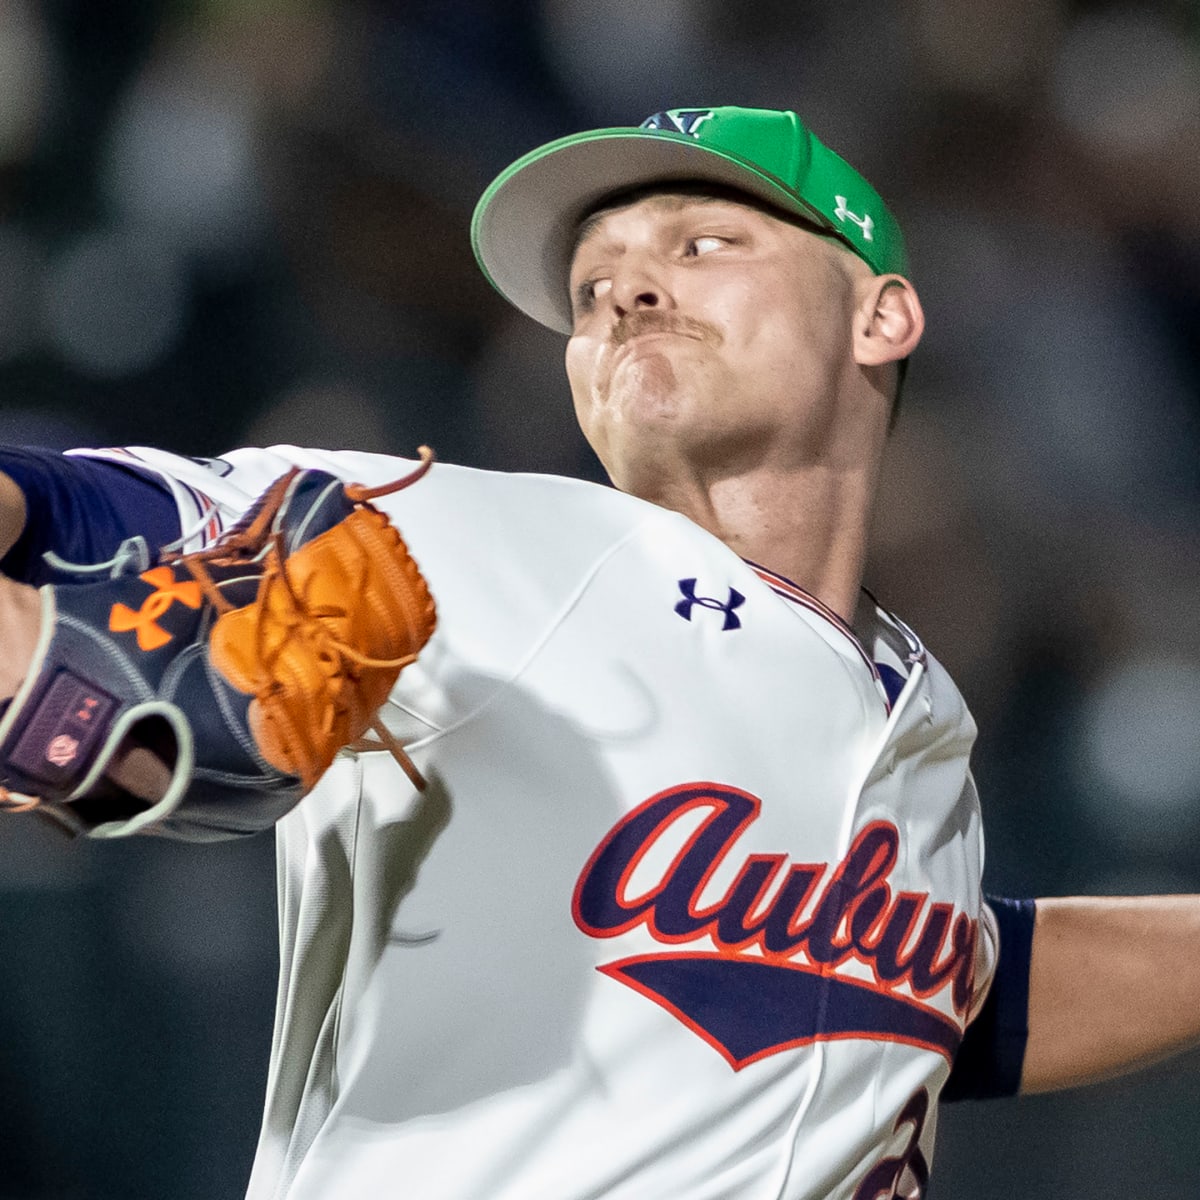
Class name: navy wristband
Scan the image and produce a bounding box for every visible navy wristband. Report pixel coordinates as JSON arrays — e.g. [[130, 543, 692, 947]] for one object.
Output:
[[941, 895, 1036, 1101]]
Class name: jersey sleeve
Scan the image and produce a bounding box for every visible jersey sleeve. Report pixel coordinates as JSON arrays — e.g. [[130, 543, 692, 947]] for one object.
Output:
[[941, 895, 1036, 1101], [0, 446, 180, 583]]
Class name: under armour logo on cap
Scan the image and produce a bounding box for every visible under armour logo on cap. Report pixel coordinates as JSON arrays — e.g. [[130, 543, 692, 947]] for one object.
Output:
[[833, 196, 875, 242], [640, 109, 715, 138]]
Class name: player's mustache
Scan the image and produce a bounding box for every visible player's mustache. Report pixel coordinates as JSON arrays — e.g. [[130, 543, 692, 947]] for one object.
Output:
[[610, 310, 722, 348]]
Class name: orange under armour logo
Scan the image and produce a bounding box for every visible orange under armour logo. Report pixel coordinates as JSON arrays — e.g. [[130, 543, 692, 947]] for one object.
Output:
[[109, 566, 203, 650]]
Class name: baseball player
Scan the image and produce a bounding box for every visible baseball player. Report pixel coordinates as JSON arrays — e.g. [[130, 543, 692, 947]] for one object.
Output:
[[1, 106, 1199, 1199]]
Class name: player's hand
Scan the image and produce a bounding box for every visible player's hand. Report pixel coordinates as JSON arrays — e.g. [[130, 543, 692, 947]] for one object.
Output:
[[1, 575, 176, 804]]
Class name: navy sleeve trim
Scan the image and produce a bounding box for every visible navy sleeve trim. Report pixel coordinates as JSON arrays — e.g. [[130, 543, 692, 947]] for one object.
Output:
[[0, 447, 180, 585], [941, 895, 1036, 1102]]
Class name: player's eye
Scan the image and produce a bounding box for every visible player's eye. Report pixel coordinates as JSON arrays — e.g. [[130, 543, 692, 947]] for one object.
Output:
[[573, 276, 611, 313], [684, 235, 726, 257]]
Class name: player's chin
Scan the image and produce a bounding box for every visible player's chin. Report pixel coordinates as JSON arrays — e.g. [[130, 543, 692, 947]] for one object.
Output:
[[611, 360, 696, 425], [602, 416, 712, 495]]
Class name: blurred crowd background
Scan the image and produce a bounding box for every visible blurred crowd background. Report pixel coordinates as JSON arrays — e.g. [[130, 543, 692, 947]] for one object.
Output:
[[0, 1, 1197, 1197]]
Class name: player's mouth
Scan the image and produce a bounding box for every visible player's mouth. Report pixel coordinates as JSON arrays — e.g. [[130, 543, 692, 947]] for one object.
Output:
[[605, 332, 703, 388], [611, 311, 721, 348], [614, 329, 698, 358]]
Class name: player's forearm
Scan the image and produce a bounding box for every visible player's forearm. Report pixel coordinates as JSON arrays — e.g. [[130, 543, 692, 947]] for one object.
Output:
[[1021, 895, 1200, 1093], [0, 574, 41, 700], [0, 469, 27, 560], [0, 471, 37, 700]]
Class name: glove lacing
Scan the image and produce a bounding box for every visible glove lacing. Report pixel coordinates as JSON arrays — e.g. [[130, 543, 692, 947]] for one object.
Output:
[[178, 448, 435, 791]]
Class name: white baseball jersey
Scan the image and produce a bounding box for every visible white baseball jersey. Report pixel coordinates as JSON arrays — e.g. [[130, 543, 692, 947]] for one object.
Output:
[[76, 445, 998, 1200]]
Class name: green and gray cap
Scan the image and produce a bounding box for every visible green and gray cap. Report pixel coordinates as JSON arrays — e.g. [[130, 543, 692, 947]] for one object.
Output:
[[471, 105, 909, 334]]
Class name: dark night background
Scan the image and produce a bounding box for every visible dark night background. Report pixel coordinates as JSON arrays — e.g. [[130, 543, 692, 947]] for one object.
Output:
[[1, 2, 1199, 1197]]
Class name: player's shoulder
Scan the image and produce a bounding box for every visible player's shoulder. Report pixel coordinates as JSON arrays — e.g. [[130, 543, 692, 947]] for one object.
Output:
[[71, 444, 657, 535], [267, 449, 663, 550], [355, 453, 646, 515], [79, 445, 682, 601]]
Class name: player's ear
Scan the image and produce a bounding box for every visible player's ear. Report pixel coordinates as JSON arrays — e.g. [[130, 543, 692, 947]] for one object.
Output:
[[853, 275, 923, 367]]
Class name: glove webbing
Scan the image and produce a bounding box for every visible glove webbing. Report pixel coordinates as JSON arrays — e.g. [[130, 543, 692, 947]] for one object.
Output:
[[177, 448, 436, 792]]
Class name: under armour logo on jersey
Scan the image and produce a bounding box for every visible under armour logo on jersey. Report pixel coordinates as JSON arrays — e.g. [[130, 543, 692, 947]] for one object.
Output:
[[675, 579, 745, 630], [640, 109, 714, 138], [834, 195, 874, 242], [109, 566, 203, 650]]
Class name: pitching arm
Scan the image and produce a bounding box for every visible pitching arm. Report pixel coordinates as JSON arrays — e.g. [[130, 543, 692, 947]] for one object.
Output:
[[1021, 895, 1200, 1093]]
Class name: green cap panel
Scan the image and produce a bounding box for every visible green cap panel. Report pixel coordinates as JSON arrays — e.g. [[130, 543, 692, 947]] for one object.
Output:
[[472, 105, 909, 333]]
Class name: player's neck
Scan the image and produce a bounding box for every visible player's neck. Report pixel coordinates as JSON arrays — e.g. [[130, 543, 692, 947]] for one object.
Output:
[[633, 462, 878, 624], [720, 472, 873, 624]]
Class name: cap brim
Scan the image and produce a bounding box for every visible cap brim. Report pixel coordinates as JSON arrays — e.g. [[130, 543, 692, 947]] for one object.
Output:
[[470, 128, 835, 334]]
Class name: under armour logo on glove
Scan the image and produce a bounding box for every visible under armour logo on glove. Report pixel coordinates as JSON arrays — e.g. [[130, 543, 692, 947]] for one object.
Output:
[[109, 566, 204, 651], [675, 578, 745, 631]]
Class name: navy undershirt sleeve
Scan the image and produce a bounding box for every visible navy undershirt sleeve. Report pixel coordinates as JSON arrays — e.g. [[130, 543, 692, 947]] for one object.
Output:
[[0, 447, 180, 584], [941, 895, 1036, 1101]]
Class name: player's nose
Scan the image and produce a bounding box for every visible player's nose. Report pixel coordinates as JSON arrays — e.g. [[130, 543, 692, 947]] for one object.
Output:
[[610, 255, 673, 319]]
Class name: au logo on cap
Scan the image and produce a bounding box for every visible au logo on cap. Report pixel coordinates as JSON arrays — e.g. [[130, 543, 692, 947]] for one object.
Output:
[[640, 109, 714, 138]]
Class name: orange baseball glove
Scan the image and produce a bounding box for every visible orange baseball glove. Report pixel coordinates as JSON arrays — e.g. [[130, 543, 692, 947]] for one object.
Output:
[[0, 453, 437, 837], [187, 453, 438, 793]]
